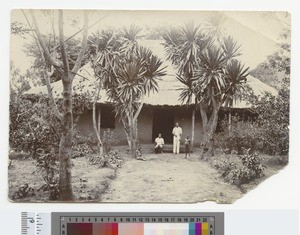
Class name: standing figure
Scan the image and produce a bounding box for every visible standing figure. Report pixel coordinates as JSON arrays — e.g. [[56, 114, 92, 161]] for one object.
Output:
[[154, 133, 165, 154], [172, 122, 182, 154], [184, 136, 191, 158]]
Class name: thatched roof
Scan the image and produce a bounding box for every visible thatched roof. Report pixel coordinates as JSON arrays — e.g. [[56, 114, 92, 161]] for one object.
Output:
[[24, 40, 278, 108]]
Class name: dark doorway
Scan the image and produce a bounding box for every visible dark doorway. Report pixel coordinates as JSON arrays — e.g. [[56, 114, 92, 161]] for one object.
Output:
[[100, 105, 115, 129], [152, 108, 174, 144]]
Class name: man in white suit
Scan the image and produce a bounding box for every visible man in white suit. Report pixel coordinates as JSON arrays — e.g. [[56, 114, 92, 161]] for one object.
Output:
[[172, 122, 182, 154]]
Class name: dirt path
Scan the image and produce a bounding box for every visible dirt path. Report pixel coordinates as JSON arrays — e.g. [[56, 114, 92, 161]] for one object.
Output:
[[101, 153, 243, 203]]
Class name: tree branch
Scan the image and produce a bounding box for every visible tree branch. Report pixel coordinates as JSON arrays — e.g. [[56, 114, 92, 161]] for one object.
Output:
[[51, 11, 56, 47], [29, 10, 61, 70], [58, 10, 70, 76], [72, 11, 89, 74], [23, 10, 92, 82], [24, 10, 62, 120], [43, 66, 63, 120], [51, 14, 107, 53]]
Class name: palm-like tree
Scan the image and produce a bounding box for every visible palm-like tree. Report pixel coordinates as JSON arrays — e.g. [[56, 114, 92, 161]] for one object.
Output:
[[204, 12, 227, 44], [223, 59, 249, 107], [90, 26, 166, 158], [85, 29, 121, 161], [163, 22, 211, 79], [163, 23, 211, 149], [163, 22, 249, 157], [113, 45, 166, 158], [195, 46, 248, 155]]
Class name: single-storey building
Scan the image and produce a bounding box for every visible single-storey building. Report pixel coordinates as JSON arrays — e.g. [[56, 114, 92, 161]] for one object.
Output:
[[25, 40, 278, 146]]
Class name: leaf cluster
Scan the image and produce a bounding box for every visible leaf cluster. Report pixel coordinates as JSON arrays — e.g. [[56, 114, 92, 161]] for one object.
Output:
[[88, 25, 167, 117], [163, 22, 249, 108]]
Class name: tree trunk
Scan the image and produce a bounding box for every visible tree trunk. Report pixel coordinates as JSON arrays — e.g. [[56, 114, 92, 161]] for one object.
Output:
[[30, 10, 89, 201], [92, 103, 103, 156], [133, 118, 140, 156], [129, 113, 137, 158], [199, 102, 208, 145], [57, 10, 88, 201], [97, 108, 106, 154], [97, 107, 101, 137], [228, 110, 232, 132], [206, 109, 219, 156], [58, 79, 73, 201], [43, 67, 62, 120], [122, 102, 143, 159], [121, 117, 131, 148], [199, 102, 220, 158], [191, 107, 195, 151], [132, 102, 143, 158]]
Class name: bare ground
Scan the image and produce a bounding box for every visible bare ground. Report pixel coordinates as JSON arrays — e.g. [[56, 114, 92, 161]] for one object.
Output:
[[101, 153, 243, 203], [8, 157, 116, 202], [8, 150, 286, 203]]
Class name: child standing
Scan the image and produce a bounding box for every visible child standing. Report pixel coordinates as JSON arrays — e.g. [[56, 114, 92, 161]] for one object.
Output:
[[184, 136, 191, 159]]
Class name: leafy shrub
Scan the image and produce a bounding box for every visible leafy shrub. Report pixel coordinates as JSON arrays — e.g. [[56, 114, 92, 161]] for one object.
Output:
[[255, 87, 289, 156], [86, 148, 123, 169], [73, 131, 97, 158], [33, 149, 59, 200], [277, 155, 289, 165], [211, 158, 237, 178], [12, 183, 35, 200], [73, 143, 94, 158], [242, 78, 289, 156], [86, 154, 105, 166], [105, 150, 123, 168], [73, 129, 118, 159], [248, 28, 290, 156], [217, 117, 263, 155], [10, 85, 92, 158], [211, 150, 266, 186], [216, 77, 289, 157], [9, 97, 61, 158], [231, 152, 266, 186], [102, 129, 118, 154]]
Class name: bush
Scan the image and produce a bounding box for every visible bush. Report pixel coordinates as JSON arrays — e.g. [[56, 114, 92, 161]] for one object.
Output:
[[73, 131, 97, 158], [255, 85, 289, 156], [245, 78, 289, 156], [102, 129, 118, 154], [105, 150, 123, 168], [216, 77, 289, 157], [9, 97, 61, 158], [86, 154, 105, 166], [211, 158, 237, 178], [33, 149, 59, 200], [231, 152, 266, 186], [12, 183, 35, 200], [211, 150, 266, 186], [217, 117, 263, 155], [85, 130, 122, 169]]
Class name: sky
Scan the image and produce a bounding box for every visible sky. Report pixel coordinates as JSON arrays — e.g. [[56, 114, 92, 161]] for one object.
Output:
[[10, 10, 290, 74]]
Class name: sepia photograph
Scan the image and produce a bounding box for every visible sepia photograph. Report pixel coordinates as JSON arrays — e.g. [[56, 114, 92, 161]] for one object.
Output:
[[8, 10, 290, 203]]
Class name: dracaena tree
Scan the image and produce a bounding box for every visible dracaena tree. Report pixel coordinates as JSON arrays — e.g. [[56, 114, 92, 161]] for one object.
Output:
[[90, 25, 166, 158], [163, 23, 212, 149], [85, 29, 123, 160], [163, 22, 249, 157]]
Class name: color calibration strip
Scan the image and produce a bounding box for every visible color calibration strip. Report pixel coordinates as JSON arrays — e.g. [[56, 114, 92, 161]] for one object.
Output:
[[51, 212, 224, 235], [66, 222, 210, 235]]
